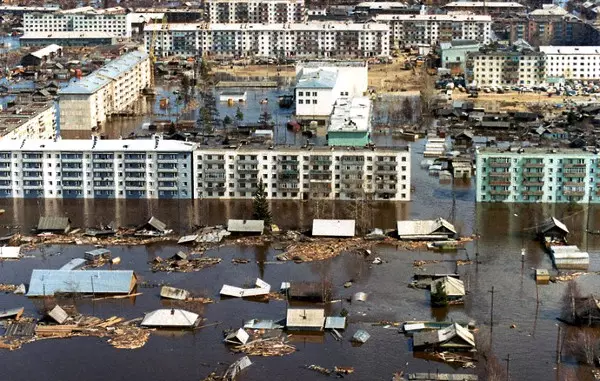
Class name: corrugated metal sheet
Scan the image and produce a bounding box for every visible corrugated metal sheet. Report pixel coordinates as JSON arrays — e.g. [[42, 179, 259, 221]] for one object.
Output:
[[351, 329, 370, 343], [37, 216, 71, 232], [224, 328, 249, 345], [413, 323, 474, 349], [397, 218, 456, 238], [243, 319, 284, 330], [27, 269, 136, 296], [220, 278, 271, 297], [286, 308, 325, 330], [227, 219, 265, 233], [177, 235, 198, 244], [325, 316, 347, 329], [141, 309, 199, 328], [47, 305, 68, 324], [59, 258, 87, 271], [312, 219, 356, 237], [551, 245, 589, 269], [84, 248, 111, 260], [146, 216, 167, 232], [160, 286, 190, 300], [431, 276, 465, 297], [0, 246, 20, 259]]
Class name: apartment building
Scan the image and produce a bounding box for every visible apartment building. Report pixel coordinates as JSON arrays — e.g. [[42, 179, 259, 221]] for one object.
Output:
[[206, 0, 306, 24], [0, 136, 412, 201], [476, 147, 600, 204], [195, 146, 410, 201], [20, 32, 118, 47], [443, 1, 524, 16], [373, 14, 491, 46], [0, 136, 194, 199], [470, 51, 546, 86], [58, 50, 151, 131], [143, 22, 390, 58], [294, 61, 368, 119], [0, 101, 56, 140], [540, 46, 600, 80], [23, 6, 131, 38]]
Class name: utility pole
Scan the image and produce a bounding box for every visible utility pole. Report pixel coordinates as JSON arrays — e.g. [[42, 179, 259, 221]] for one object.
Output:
[[489, 286, 495, 346], [505, 353, 510, 381], [555, 324, 561, 364]]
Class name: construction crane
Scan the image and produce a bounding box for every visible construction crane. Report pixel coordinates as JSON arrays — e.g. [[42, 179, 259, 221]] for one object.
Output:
[[148, 15, 168, 85]]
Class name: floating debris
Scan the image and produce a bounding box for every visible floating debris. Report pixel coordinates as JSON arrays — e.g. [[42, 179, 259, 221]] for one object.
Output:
[[351, 329, 371, 344], [307, 365, 332, 376], [231, 337, 296, 357], [334, 366, 355, 375], [231, 258, 250, 264], [151, 256, 222, 273], [0, 284, 17, 292]]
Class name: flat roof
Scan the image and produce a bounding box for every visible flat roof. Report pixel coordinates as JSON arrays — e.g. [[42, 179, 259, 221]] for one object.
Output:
[[21, 31, 119, 39], [195, 145, 410, 153], [477, 147, 597, 156], [374, 14, 491, 21], [297, 69, 338, 89], [144, 21, 389, 31], [329, 97, 371, 133], [312, 219, 356, 237], [0, 137, 196, 152], [27, 269, 135, 296], [444, 1, 524, 7], [540, 46, 600, 55], [29, 44, 61, 59], [355, 1, 408, 9]]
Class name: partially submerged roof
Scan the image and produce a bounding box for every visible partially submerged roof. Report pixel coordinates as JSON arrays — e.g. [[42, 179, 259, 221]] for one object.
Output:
[[312, 219, 355, 237], [59, 258, 87, 271], [352, 329, 371, 343], [224, 328, 250, 345], [0, 246, 20, 259], [413, 323, 475, 349], [227, 219, 265, 233], [27, 269, 136, 296], [0, 307, 23, 320], [325, 316, 347, 330], [29, 44, 61, 59], [144, 216, 167, 232], [220, 278, 271, 298], [141, 308, 199, 328], [539, 217, 569, 235], [244, 319, 284, 330], [431, 276, 465, 297], [84, 248, 111, 258], [160, 286, 190, 301], [286, 308, 325, 330], [177, 235, 198, 244], [397, 218, 456, 238], [37, 216, 71, 232]]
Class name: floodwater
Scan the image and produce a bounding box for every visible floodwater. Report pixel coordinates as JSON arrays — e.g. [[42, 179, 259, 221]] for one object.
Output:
[[0, 139, 600, 380]]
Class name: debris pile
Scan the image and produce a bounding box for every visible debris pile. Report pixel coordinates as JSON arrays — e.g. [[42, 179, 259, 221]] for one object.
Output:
[[231, 336, 296, 357], [151, 255, 222, 272], [0, 284, 17, 292], [554, 272, 587, 282]]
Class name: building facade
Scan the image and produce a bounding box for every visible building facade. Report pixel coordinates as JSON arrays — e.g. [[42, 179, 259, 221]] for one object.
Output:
[[206, 0, 306, 24], [540, 46, 600, 80], [294, 61, 368, 119], [476, 147, 600, 203], [23, 6, 131, 37], [440, 40, 480, 74], [0, 101, 56, 140], [143, 22, 390, 58], [443, 1, 524, 16], [0, 136, 194, 199], [194, 146, 410, 201], [373, 14, 492, 46], [0, 137, 412, 201], [58, 50, 151, 131], [470, 51, 546, 86], [20, 32, 118, 47]]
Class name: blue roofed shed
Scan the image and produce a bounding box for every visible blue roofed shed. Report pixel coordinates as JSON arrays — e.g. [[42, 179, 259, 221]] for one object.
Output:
[[27, 269, 137, 297]]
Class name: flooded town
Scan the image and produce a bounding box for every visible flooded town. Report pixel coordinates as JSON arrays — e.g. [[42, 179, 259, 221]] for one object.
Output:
[[2, 0, 600, 380]]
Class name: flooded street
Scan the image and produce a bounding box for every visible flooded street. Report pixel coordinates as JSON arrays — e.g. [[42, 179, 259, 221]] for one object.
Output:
[[0, 138, 599, 380]]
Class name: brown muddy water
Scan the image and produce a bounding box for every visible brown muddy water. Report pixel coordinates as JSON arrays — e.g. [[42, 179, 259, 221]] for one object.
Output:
[[1, 139, 600, 380]]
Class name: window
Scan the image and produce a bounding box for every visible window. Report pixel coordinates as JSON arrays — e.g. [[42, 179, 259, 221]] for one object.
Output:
[[312, 100, 317, 104], [299, 100, 304, 104]]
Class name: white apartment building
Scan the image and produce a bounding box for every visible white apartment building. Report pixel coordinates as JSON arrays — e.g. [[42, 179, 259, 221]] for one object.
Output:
[[207, 0, 306, 24], [58, 50, 151, 131], [23, 6, 132, 38], [0, 101, 56, 140], [0, 135, 194, 199], [295, 61, 368, 119], [471, 51, 546, 86], [143, 22, 390, 58], [540, 46, 600, 80], [374, 14, 492, 46], [195, 146, 410, 201]]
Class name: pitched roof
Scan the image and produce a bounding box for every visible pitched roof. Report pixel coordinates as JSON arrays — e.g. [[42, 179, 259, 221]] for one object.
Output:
[[286, 308, 325, 329], [312, 219, 356, 237], [141, 309, 199, 327], [37, 216, 71, 231], [396, 218, 456, 236], [27, 269, 135, 296], [296, 69, 338, 89], [539, 217, 569, 234], [227, 219, 265, 233], [431, 276, 465, 297]]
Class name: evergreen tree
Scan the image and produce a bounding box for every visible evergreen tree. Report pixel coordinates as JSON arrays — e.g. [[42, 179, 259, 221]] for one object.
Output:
[[253, 180, 272, 226], [235, 107, 244, 121], [431, 281, 448, 307]]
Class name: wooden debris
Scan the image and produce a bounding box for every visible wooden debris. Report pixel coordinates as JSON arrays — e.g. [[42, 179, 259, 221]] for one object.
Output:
[[151, 256, 222, 272], [0, 284, 17, 292], [334, 366, 355, 375], [555, 272, 586, 282], [231, 258, 250, 264], [307, 365, 332, 375], [231, 337, 296, 357]]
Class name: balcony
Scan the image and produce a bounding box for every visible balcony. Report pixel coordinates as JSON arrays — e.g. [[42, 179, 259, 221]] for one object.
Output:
[[157, 167, 178, 173], [61, 157, 83, 163], [204, 167, 225, 173], [310, 158, 332, 165], [341, 178, 364, 184], [522, 172, 544, 178], [341, 158, 364, 165], [279, 169, 299, 176], [522, 190, 544, 196], [489, 172, 510, 178], [62, 185, 83, 190], [124, 158, 146, 163], [278, 159, 299, 165], [237, 159, 258, 165], [563, 163, 586, 169], [204, 186, 226, 192], [563, 172, 586, 178], [236, 187, 258, 193], [563, 181, 585, 187], [22, 156, 43, 163], [564, 190, 585, 196], [375, 168, 397, 175], [342, 168, 364, 174], [489, 190, 511, 195], [522, 181, 543, 186], [490, 162, 511, 168], [523, 162, 544, 168], [93, 158, 114, 163], [490, 181, 511, 186], [125, 167, 146, 172], [237, 167, 259, 173]]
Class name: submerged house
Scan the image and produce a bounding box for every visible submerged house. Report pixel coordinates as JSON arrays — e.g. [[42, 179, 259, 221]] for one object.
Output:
[[566, 295, 600, 326], [136, 216, 170, 236], [227, 219, 265, 235], [396, 218, 457, 240], [538, 217, 569, 242], [141, 308, 200, 328], [430, 276, 466, 305], [37, 216, 71, 234], [27, 270, 137, 297], [412, 323, 475, 351], [286, 308, 325, 331], [312, 219, 356, 237]]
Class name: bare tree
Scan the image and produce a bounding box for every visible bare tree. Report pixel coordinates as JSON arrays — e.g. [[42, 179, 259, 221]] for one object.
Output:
[[561, 280, 582, 322], [475, 330, 508, 381], [567, 329, 600, 365]]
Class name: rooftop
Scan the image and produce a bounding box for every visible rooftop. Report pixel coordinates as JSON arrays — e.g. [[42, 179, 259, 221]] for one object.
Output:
[[141, 309, 199, 328], [440, 40, 480, 50], [59, 50, 148, 95], [296, 69, 338, 89], [0, 101, 54, 135], [477, 146, 597, 156], [299, 60, 367, 68], [355, 2, 408, 9], [21, 31, 119, 40], [530, 4, 568, 16], [374, 14, 491, 21], [29, 44, 61, 59], [540, 46, 600, 55], [444, 1, 524, 8], [144, 21, 390, 32], [0, 136, 196, 152], [27, 269, 136, 296], [312, 219, 356, 237], [329, 97, 372, 133]]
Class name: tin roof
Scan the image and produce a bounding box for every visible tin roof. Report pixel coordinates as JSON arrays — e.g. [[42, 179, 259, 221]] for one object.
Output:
[[312, 219, 356, 237], [27, 269, 135, 296], [59, 258, 87, 270], [160, 286, 190, 300], [397, 218, 456, 237], [413, 323, 474, 348], [325, 316, 347, 329], [227, 219, 265, 233], [29, 44, 61, 59], [286, 308, 325, 329], [0, 246, 20, 259], [296, 69, 338, 89], [47, 305, 68, 324], [37, 216, 71, 232], [141, 308, 199, 328], [431, 276, 465, 297]]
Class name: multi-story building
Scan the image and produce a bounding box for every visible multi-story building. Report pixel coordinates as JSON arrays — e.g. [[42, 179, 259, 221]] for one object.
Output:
[[353, 2, 423, 19], [194, 146, 410, 201], [20, 32, 118, 47], [206, 0, 306, 24], [476, 147, 600, 204], [0, 136, 411, 201], [506, 5, 600, 46], [443, 1, 524, 17], [294, 61, 368, 120], [440, 40, 480, 74], [540, 46, 600, 81], [58, 50, 151, 131], [23, 6, 131, 38], [327, 97, 372, 147], [143, 22, 390, 58], [373, 14, 492, 46], [0, 101, 56, 140], [0, 135, 194, 199], [470, 50, 546, 86]]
